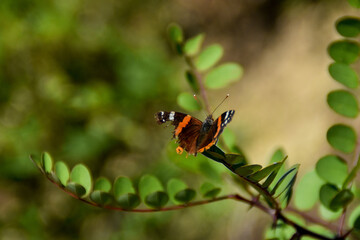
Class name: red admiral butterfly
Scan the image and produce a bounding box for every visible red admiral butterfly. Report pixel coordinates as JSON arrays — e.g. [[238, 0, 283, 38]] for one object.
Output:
[[155, 110, 235, 156]]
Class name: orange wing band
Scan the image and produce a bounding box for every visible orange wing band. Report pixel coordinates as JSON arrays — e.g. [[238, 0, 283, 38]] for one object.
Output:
[[174, 115, 192, 136], [198, 116, 222, 153]]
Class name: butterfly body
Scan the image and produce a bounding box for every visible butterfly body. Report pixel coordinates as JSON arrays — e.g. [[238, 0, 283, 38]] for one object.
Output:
[[155, 110, 235, 155]]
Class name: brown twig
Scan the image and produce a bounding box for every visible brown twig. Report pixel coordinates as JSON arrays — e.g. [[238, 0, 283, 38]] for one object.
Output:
[[286, 206, 338, 232], [338, 208, 347, 236], [41, 167, 347, 239]]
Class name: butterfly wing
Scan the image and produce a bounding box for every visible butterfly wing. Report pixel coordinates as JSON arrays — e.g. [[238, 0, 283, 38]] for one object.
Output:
[[196, 110, 235, 153], [155, 111, 203, 155]]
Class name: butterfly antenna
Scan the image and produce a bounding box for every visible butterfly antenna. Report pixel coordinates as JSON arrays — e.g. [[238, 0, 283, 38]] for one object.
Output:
[[193, 94, 208, 118], [211, 94, 229, 115]]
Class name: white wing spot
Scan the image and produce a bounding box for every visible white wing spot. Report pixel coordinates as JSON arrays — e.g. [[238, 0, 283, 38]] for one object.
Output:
[[169, 111, 175, 121]]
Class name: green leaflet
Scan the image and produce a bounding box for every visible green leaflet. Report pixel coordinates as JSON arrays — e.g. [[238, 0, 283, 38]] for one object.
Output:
[[183, 33, 205, 56], [315, 155, 348, 186], [328, 63, 358, 89], [177, 92, 201, 112], [69, 164, 92, 197], [327, 90, 358, 118], [54, 161, 70, 186], [327, 124, 356, 153], [328, 40, 360, 64]]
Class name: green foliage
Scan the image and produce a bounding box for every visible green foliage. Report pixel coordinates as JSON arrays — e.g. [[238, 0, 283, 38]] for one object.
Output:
[[336, 17, 360, 37], [177, 92, 201, 111], [42, 152, 53, 174], [327, 90, 358, 118], [204, 63, 243, 89], [328, 63, 358, 88], [94, 177, 112, 192], [294, 170, 324, 211], [326, 124, 356, 153], [183, 34, 205, 56], [328, 40, 360, 64], [70, 164, 92, 197], [195, 44, 224, 71], [315, 155, 348, 186], [54, 161, 70, 186]]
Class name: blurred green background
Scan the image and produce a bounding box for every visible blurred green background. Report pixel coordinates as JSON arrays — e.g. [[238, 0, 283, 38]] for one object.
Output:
[[0, 0, 358, 239]]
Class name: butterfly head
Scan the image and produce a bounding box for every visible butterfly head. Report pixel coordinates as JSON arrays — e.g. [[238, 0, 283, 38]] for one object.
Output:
[[201, 114, 214, 133]]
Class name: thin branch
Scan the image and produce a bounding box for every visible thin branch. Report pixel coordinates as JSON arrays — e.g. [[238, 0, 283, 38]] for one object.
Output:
[[338, 208, 346, 236], [277, 212, 339, 240], [184, 55, 211, 114], [286, 206, 338, 232], [40, 168, 349, 240]]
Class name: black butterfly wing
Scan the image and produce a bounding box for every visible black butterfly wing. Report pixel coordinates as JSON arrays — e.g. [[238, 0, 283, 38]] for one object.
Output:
[[196, 110, 235, 153]]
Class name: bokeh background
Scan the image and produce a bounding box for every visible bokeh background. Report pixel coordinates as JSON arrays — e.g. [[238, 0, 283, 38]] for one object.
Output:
[[0, 0, 358, 239]]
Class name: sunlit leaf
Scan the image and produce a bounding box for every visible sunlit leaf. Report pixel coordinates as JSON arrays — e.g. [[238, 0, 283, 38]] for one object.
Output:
[[138, 175, 164, 201], [319, 205, 342, 221], [145, 191, 169, 208], [336, 17, 360, 37], [294, 170, 324, 211], [327, 90, 358, 118], [327, 124, 356, 153], [113, 177, 136, 198], [204, 63, 243, 89], [200, 182, 221, 198], [69, 164, 92, 197], [328, 40, 360, 64], [183, 33, 205, 56], [54, 161, 69, 186], [328, 63, 358, 89], [316, 155, 348, 186], [167, 178, 187, 204], [195, 44, 223, 71], [177, 92, 201, 112], [94, 177, 111, 192], [42, 152, 53, 174]]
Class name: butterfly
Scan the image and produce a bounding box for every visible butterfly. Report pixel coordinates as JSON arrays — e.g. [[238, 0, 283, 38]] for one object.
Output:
[[155, 110, 235, 156]]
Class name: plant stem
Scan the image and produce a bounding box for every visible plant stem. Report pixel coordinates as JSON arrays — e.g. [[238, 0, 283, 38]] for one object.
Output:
[[338, 208, 346, 236], [40, 167, 349, 240], [286, 206, 338, 232], [184, 55, 211, 114]]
